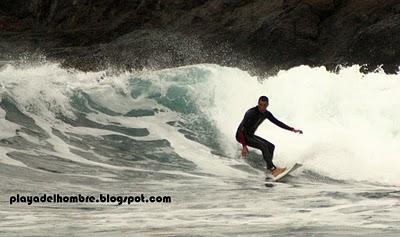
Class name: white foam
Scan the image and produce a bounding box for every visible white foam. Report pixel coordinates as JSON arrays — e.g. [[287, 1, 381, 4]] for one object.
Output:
[[0, 147, 28, 167], [87, 109, 254, 180], [194, 64, 400, 185], [0, 107, 20, 139], [1, 63, 399, 185]]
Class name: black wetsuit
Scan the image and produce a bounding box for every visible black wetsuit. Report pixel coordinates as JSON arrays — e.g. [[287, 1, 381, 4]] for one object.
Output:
[[236, 106, 293, 170]]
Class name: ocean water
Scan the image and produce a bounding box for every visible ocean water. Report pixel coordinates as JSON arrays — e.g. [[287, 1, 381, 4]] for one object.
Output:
[[0, 62, 399, 236]]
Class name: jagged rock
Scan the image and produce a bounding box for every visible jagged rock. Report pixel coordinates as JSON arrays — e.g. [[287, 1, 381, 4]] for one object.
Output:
[[0, 0, 399, 74]]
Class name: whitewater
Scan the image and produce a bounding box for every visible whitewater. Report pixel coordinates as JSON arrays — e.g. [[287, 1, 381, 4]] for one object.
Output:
[[0, 62, 399, 236]]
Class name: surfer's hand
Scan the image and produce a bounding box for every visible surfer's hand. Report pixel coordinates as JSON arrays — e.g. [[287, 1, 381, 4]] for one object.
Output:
[[293, 128, 303, 134], [241, 146, 249, 157]]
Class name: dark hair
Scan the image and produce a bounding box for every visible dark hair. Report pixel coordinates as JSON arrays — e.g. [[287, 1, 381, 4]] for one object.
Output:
[[258, 96, 269, 102]]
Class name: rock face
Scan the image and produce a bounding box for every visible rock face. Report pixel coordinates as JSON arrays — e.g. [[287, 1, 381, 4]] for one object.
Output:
[[0, 0, 399, 74]]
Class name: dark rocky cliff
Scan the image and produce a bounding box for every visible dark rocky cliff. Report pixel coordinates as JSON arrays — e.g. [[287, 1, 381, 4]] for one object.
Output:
[[1, 0, 399, 74]]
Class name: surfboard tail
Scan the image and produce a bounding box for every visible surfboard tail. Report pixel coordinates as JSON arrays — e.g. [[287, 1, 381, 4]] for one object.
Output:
[[272, 163, 302, 182]]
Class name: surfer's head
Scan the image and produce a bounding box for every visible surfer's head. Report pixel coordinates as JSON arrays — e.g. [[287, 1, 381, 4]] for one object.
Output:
[[258, 96, 269, 113]]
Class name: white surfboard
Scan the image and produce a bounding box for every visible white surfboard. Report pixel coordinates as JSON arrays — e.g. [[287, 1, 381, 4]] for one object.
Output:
[[269, 163, 303, 182]]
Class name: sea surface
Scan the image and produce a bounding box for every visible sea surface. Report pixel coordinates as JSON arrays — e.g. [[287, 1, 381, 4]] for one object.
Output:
[[0, 63, 399, 236]]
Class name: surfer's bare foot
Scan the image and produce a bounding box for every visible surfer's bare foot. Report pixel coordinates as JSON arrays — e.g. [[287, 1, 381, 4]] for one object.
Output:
[[272, 167, 287, 177]]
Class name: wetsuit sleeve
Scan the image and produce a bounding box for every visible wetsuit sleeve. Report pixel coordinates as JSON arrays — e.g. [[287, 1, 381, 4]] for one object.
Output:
[[237, 109, 253, 146], [266, 111, 294, 131], [239, 131, 247, 146]]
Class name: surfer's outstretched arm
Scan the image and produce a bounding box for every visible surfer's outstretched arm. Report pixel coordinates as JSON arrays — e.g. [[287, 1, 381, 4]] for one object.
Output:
[[266, 111, 303, 134]]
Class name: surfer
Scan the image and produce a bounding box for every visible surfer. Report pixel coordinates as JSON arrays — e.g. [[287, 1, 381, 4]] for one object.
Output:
[[236, 96, 303, 177]]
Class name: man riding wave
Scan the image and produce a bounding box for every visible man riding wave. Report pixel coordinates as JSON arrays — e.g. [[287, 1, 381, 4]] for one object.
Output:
[[236, 96, 303, 177]]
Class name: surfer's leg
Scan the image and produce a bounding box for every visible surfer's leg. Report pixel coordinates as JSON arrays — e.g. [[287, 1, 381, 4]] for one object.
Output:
[[252, 136, 287, 176], [254, 135, 275, 157], [253, 135, 276, 168], [245, 135, 276, 170]]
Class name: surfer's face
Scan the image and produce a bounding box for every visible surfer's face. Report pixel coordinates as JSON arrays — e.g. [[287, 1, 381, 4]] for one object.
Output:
[[258, 100, 268, 113]]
